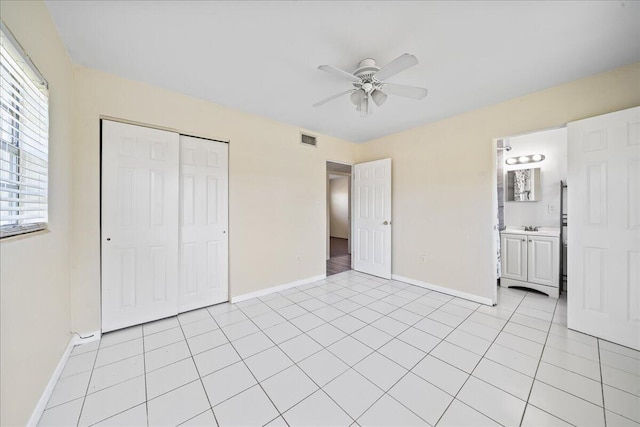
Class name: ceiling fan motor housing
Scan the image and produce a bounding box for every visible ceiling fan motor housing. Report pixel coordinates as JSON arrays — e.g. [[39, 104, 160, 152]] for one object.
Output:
[[354, 58, 380, 81], [352, 58, 383, 94]]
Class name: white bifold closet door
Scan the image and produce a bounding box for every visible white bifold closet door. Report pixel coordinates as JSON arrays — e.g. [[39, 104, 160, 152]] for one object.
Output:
[[101, 121, 229, 333], [178, 135, 229, 312]]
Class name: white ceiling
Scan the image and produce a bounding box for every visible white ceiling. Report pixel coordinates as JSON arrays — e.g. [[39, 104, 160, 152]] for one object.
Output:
[[46, 1, 640, 143]]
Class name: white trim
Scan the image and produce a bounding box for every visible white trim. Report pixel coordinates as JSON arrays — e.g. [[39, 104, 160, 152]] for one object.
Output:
[[27, 331, 101, 427], [492, 137, 500, 306], [230, 274, 326, 304], [392, 274, 495, 306]]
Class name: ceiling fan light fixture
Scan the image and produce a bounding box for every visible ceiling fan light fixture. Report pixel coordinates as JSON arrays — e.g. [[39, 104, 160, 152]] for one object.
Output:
[[350, 89, 365, 106], [371, 89, 387, 106]]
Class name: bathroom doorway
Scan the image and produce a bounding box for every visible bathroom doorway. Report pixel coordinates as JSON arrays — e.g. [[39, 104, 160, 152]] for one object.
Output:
[[494, 127, 568, 297]]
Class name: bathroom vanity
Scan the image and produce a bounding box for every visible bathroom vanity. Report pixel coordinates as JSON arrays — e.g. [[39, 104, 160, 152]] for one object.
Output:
[[500, 227, 560, 298]]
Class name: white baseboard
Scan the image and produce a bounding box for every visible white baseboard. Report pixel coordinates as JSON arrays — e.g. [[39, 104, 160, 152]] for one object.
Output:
[[27, 330, 101, 427], [392, 274, 495, 306], [230, 274, 326, 303]]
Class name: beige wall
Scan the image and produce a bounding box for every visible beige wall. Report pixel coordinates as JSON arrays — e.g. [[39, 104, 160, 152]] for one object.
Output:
[[330, 177, 349, 238], [357, 63, 640, 302], [71, 67, 357, 332], [0, 1, 74, 425]]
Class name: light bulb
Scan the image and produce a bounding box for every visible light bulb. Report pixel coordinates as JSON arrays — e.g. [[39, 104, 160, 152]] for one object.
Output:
[[519, 156, 530, 163], [531, 154, 543, 162], [506, 158, 518, 165]]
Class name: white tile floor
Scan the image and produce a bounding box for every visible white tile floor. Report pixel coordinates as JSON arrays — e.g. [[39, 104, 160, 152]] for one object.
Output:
[[39, 271, 640, 427]]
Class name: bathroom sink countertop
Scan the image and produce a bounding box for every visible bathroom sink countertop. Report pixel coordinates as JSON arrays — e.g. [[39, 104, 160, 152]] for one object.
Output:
[[501, 226, 561, 237]]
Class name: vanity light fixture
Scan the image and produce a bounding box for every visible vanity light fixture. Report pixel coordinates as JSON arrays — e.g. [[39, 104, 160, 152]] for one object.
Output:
[[505, 154, 545, 165]]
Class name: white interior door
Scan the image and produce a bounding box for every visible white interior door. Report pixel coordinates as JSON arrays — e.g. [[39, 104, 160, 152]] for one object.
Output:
[[178, 135, 229, 311], [567, 106, 640, 350], [101, 120, 180, 332], [353, 158, 392, 279]]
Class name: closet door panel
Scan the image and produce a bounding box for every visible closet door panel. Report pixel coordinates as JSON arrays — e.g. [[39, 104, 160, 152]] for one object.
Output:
[[102, 120, 180, 332], [178, 135, 229, 312]]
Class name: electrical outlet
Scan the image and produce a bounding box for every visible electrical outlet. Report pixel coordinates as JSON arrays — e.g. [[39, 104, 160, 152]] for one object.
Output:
[[296, 255, 301, 262], [548, 204, 557, 214], [420, 254, 427, 263]]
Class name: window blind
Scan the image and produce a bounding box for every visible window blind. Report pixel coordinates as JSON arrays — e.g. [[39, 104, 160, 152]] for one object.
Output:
[[0, 22, 49, 238]]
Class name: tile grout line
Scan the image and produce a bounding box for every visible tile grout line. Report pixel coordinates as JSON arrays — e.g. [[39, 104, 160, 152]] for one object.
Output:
[[231, 282, 612, 427], [229, 272, 428, 424], [339, 287, 496, 425], [74, 331, 104, 427], [80, 289, 460, 385], [207, 301, 292, 426], [142, 325, 149, 427], [175, 315, 221, 427], [231, 276, 402, 424], [408, 298, 507, 426], [431, 289, 531, 427], [517, 294, 559, 427], [371, 289, 513, 424], [597, 339, 607, 427], [214, 275, 525, 426]]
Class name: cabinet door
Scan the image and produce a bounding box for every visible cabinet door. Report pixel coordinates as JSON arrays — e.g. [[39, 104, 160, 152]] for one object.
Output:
[[528, 236, 559, 287], [501, 234, 527, 282]]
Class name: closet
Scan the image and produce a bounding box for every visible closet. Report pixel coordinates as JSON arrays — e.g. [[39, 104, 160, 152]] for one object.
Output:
[[101, 120, 228, 332]]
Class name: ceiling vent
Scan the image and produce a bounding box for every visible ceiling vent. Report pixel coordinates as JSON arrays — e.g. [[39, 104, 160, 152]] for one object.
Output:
[[300, 133, 317, 148]]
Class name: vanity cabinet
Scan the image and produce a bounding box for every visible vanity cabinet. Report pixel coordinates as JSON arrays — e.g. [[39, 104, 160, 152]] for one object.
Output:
[[501, 232, 559, 298]]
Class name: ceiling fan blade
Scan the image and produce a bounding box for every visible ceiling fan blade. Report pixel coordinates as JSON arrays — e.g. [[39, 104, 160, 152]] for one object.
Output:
[[383, 83, 428, 100], [312, 89, 355, 107], [373, 53, 418, 81], [318, 65, 360, 82]]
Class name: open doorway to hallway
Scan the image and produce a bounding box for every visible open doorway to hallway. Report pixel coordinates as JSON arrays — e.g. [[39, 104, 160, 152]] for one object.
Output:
[[326, 161, 352, 276]]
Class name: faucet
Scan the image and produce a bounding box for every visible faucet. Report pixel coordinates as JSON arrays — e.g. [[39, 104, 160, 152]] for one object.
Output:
[[524, 225, 539, 232]]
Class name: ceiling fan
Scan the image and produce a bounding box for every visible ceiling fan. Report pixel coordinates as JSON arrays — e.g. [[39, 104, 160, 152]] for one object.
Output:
[[313, 53, 428, 116]]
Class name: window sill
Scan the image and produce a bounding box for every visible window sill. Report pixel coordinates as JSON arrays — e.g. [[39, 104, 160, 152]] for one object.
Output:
[[0, 227, 50, 242]]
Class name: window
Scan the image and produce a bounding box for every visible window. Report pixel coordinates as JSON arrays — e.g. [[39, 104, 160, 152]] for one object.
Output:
[[0, 22, 49, 238]]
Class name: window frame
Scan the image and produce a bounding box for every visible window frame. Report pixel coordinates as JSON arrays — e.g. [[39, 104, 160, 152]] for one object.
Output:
[[0, 21, 49, 239]]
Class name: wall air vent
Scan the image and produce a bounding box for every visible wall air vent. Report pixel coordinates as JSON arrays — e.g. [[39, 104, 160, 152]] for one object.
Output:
[[300, 133, 317, 148]]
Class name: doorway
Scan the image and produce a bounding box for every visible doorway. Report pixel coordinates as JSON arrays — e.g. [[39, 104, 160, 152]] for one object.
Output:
[[326, 161, 352, 276], [493, 127, 567, 300]]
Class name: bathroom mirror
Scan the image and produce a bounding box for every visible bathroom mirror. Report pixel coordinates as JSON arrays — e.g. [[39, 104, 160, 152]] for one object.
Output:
[[506, 168, 540, 202]]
